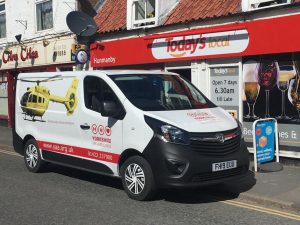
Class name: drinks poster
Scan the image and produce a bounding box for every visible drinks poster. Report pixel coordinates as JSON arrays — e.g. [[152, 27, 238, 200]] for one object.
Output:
[[242, 52, 300, 152]]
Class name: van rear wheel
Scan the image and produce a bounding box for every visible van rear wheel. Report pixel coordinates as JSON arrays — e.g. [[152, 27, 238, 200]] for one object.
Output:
[[24, 139, 46, 173], [121, 156, 157, 201]]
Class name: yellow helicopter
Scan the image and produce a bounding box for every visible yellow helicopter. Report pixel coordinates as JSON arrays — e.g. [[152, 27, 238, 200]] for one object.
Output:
[[19, 75, 79, 121]]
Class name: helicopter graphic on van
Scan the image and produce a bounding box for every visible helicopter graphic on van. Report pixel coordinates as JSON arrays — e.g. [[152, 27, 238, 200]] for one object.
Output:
[[19, 75, 79, 121]]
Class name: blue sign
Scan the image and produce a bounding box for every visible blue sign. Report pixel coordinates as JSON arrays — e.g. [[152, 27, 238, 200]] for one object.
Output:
[[75, 50, 88, 64], [255, 120, 275, 163]]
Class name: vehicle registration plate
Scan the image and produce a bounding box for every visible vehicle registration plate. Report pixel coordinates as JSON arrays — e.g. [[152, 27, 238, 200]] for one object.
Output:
[[212, 160, 237, 172]]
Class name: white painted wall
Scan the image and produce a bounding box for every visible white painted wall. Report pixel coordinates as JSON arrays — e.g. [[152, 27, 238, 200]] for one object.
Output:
[[0, 0, 77, 46]]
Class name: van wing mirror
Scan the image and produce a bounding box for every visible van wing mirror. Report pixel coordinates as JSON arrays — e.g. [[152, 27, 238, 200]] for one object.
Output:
[[101, 101, 121, 118]]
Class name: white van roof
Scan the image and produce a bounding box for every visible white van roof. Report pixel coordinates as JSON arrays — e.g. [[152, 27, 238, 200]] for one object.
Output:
[[18, 70, 179, 79], [103, 70, 179, 76]]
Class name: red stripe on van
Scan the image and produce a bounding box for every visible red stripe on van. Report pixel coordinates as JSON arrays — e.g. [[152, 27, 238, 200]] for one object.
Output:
[[37, 141, 120, 164]]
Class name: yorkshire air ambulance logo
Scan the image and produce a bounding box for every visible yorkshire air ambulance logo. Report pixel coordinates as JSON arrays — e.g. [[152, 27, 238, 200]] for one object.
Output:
[[19, 75, 79, 121]]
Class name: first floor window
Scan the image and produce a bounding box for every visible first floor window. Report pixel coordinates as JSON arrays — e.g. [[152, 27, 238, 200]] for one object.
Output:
[[0, 2, 6, 38], [134, 0, 155, 21], [132, 0, 156, 28], [36, 0, 53, 31]]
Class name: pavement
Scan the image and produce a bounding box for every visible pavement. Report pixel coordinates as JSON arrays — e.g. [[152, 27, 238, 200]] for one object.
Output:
[[0, 125, 299, 212]]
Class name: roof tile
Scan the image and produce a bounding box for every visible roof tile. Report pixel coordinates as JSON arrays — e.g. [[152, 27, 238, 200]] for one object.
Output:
[[164, 0, 241, 25], [94, 0, 127, 33], [94, 0, 243, 33]]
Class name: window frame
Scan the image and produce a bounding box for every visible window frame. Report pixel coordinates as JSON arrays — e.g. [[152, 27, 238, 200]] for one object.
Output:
[[83, 76, 125, 116], [242, 0, 292, 11], [35, 0, 54, 32], [130, 0, 157, 29], [0, 1, 6, 39]]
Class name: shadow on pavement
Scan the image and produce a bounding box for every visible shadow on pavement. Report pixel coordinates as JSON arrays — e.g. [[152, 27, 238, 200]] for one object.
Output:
[[45, 163, 123, 190], [42, 163, 256, 203], [159, 171, 256, 204]]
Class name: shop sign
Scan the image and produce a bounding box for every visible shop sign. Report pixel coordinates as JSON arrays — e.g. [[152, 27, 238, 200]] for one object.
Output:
[[253, 119, 276, 163], [152, 30, 249, 60], [2, 47, 39, 64], [0, 36, 75, 70], [252, 118, 280, 171], [90, 14, 300, 68], [210, 66, 240, 118], [210, 67, 239, 106]]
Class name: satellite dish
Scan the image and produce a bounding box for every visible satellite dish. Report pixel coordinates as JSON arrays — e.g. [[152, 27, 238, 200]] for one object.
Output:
[[66, 11, 97, 37]]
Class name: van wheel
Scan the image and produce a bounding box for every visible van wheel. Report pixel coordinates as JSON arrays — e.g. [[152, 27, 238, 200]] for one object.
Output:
[[24, 139, 45, 173], [121, 156, 157, 201]]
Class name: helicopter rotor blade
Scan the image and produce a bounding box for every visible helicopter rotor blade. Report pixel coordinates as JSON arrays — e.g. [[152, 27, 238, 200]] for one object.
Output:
[[18, 75, 63, 84], [18, 79, 39, 83], [39, 75, 62, 82]]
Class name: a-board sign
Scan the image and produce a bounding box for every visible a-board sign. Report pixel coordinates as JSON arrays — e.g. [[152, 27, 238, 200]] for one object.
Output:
[[253, 118, 279, 172]]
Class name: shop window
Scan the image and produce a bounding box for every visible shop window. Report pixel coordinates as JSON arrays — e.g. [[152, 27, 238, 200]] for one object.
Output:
[[242, 0, 291, 11], [36, 0, 53, 31], [0, 1, 6, 38], [128, 0, 157, 29]]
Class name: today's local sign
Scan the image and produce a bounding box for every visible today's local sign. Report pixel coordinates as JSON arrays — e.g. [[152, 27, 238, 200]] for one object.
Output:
[[151, 30, 249, 60]]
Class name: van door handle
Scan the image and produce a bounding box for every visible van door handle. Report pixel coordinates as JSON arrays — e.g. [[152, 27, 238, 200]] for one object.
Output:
[[80, 124, 90, 130]]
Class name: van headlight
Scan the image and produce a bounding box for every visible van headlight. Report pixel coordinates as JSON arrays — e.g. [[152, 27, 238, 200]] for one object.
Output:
[[144, 116, 189, 145]]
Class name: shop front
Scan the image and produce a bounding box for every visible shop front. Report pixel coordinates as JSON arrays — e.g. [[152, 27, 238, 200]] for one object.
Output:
[[0, 35, 76, 127], [90, 13, 300, 158]]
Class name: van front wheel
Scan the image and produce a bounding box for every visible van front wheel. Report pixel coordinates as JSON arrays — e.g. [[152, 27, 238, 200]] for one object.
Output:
[[24, 139, 45, 173], [121, 156, 157, 201]]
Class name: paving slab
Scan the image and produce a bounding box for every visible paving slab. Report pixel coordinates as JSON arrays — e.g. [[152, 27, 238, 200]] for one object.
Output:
[[0, 126, 13, 150]]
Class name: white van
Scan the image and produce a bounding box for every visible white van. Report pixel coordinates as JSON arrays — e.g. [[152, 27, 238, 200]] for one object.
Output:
[[13, 70, 249, 200]]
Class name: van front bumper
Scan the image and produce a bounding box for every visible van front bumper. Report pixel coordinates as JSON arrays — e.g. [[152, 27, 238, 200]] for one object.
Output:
[[143, 136, 250, 188]]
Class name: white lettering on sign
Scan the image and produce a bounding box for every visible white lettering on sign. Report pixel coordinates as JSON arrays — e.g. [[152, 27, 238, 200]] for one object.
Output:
[[94, 57, 116, 64], [152, 30, 249, 59]]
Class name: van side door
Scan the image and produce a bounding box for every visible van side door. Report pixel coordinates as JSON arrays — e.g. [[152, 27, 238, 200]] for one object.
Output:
[[78, 76, 125, 176]]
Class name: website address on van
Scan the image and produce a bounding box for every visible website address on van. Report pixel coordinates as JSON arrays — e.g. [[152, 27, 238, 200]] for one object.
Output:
[[37, 141, 119, 163]]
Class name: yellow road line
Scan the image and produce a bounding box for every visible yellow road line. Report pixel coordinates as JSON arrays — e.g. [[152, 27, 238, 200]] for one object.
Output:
[[0, 149, 22, 157], [221, 199, 300, 221]]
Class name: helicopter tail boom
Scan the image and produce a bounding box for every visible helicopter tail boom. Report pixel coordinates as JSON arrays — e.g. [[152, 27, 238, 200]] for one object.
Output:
[[49, 79, 79, 115]]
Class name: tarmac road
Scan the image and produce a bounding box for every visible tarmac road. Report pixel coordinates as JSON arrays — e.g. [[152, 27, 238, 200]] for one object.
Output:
[[0, 149, 300, 225]]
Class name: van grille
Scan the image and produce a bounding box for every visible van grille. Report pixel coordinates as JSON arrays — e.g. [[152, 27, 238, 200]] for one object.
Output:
[[189, 129, 240, 156], [191, 166, 247, 183]]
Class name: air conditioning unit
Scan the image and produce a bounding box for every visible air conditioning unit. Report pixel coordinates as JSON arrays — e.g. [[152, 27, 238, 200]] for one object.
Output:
[[242, 0, 292, 11]]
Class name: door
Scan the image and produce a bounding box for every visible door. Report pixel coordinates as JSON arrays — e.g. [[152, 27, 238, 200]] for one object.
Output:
[[78, 75, 124, 176]]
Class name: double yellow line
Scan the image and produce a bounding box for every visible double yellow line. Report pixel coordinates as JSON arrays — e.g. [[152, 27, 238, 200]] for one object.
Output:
[[213, 196, 300, 221], [0, 148, 300, 221]]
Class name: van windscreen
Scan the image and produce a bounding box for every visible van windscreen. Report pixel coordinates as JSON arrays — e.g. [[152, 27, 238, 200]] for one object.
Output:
[[110, 74, 215, 111]]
